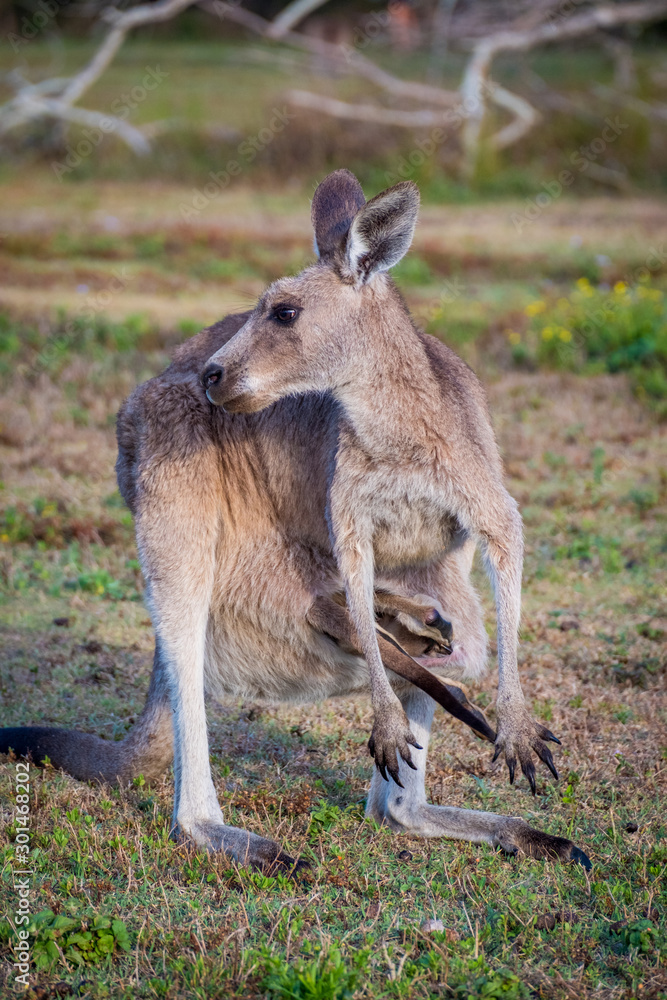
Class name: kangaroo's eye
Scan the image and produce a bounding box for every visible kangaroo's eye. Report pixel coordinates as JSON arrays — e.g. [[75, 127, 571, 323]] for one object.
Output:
[[274, 306, 298, 324]]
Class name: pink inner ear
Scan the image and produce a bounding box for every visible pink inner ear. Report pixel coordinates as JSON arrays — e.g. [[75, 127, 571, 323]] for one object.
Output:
[[311, 169, 365, 261]]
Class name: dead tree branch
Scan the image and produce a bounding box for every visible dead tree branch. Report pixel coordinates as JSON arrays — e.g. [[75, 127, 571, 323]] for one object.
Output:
[[266, 0, 332, 39], [207, 1, 460, 108], [460, 0, 667, 175], [0, 0, 200, 151], [286, 90, 460, 128]]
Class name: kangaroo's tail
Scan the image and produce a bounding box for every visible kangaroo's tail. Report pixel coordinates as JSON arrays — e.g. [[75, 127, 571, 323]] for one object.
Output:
[[0, 648, 173, 784]]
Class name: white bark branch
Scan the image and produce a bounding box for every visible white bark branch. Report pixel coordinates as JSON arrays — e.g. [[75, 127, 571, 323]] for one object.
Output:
[[286, 90, 460, 128], [459, 0, 667, 175], [266, 0, 332, 39], [207, 1, 459, 108], [0, 0, 201, 152]]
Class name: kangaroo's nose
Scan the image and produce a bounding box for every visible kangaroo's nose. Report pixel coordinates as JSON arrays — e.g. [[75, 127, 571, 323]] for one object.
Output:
[[201, 364, 223, 390]]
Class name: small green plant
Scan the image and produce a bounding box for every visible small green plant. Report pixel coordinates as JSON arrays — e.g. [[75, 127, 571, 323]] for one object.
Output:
[[512, 280, 667, 416], [67, 569, 131, 600], [613, 919, 661, 955], [308, 801, 341, 841], [553, 527, 624, 573], [451, 964, 529, 1000], [263, 947, 368, 1000], [9, 910, 132, 970]]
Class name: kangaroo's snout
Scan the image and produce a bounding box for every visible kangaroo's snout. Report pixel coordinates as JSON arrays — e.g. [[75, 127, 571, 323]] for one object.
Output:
[[202, 363, 223, 392], [201, 357, 255, 412]]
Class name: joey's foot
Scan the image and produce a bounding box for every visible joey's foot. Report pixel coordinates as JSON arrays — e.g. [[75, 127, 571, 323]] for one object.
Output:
[[173, 820, 309, 876], [493, 702, 561, 794], [494, 818, 592, 870], [368, 704, 422, 786]]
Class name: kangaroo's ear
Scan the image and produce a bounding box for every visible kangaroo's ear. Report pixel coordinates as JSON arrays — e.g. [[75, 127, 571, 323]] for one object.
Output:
[[345, 181, 419, 286], [311, 169, 366, 261]]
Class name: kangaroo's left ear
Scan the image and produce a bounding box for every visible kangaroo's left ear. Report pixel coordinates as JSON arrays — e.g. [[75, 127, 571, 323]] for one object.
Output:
[[345, 181, 419, 286]]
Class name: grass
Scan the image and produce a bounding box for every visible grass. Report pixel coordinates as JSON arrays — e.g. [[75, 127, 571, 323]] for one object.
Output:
[[0, 178, 666, 998]]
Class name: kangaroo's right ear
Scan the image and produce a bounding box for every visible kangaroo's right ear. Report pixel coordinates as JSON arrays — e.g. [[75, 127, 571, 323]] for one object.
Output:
[[344, 181, 419, 287], [311, 169, 366, 261]]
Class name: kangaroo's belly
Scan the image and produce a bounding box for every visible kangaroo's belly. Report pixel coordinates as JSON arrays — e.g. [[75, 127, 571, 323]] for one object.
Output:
[[204, 613, 371, 704]]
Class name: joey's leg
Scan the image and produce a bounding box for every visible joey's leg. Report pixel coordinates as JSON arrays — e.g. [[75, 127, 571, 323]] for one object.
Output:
[[307, 598, 495, 745], [136, 445, 298, 872], [373, 591, 453, 652], [366, 687, 591, 869], [388, 531, 489, 681]]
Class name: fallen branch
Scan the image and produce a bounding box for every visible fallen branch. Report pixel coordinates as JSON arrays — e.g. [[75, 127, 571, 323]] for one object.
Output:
[[207, 1, 460, 108], [286, 90, 460, 128], [0, 0, 200, 151], [460, 0, 667, 175]]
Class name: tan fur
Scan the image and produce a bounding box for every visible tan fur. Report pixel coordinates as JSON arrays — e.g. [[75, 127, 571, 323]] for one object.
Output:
[[0, 170, 591, 872]]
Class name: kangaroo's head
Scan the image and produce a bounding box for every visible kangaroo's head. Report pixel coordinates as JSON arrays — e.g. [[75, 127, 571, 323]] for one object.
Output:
[[201, 169, 419, 413]]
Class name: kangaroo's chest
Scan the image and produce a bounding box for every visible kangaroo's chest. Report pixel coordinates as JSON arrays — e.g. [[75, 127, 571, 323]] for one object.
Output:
[[371, 491, 454, 569], [330, 441, 455, 571]]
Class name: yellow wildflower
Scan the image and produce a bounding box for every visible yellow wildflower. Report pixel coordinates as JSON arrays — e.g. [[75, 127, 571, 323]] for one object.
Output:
[[541, 326, 554, 341], [525, 300, 546, 317], [614, 281, 628, 295], [0, 533, 9, 543], [575, 277, 594, 297], [559, 328, 572, 342]]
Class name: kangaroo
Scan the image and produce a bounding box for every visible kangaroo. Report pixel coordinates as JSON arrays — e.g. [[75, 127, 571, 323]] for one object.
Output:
[[0, 170, 591, 872]]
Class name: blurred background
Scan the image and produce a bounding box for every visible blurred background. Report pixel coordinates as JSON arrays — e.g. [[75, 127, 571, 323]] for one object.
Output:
[[0, 4, 666, 996]]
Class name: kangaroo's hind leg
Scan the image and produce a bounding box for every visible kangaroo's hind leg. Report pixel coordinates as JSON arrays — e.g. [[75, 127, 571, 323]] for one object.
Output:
[[365, 686, 591, 868], [134, 410, 304, 874]]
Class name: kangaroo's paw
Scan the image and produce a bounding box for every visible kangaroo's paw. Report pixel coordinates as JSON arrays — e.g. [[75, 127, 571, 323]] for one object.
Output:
[[494, 700, 561, 794], [368, 703, 423, 786], [493, 818, 592, 869], [173, 820, 308, 875]]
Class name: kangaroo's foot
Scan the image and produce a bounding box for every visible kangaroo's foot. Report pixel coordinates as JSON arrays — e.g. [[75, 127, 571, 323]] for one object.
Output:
[[173, 819, 308, 875], [492, 817, 592, 869], [376, 800, 591, 869], [366, 687, 591, 869]]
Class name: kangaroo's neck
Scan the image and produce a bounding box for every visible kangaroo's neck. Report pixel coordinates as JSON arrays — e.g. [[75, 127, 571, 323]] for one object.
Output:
[[332, 314, 439, 460]]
